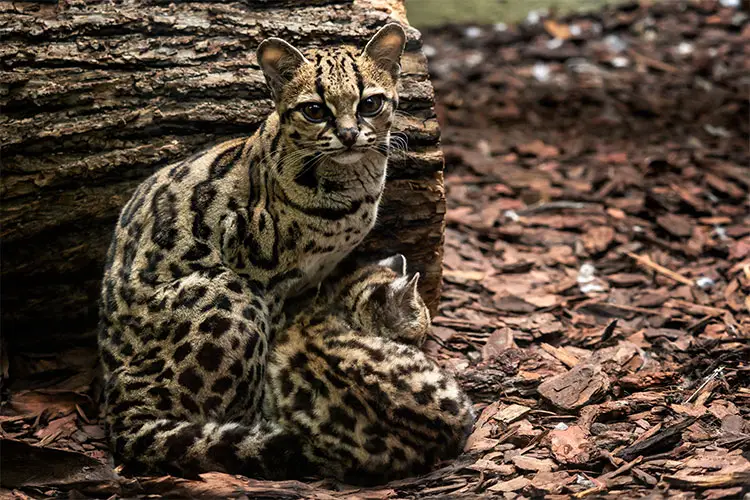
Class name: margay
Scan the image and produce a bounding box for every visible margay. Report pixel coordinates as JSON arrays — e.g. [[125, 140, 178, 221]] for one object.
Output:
[[98, 24, 408, 477]]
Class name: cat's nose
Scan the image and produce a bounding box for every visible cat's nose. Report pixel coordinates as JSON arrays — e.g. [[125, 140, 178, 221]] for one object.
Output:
[[336, 127, 359, 148]]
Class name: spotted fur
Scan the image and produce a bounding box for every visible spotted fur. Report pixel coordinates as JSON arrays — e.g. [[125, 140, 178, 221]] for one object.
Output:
[[98, 25, 407, 478], [264, 256, 475, 485]]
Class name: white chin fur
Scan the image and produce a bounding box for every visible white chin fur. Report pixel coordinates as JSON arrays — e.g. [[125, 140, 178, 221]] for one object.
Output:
[[330, 151, 365, 165]]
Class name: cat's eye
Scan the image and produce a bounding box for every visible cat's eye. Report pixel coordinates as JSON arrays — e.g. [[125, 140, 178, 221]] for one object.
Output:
[[300, 103, 327, 123], [358, 95, 384, 117]]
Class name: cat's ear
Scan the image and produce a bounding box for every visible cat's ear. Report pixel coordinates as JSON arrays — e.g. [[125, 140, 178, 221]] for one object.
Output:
[[404, 273, 420, 299], [378, 254, 407, 276], [390, 273, 421, 303], [407, 273, 420, 294], [257, 38, 309, 101], [363, 23, 406, 79]]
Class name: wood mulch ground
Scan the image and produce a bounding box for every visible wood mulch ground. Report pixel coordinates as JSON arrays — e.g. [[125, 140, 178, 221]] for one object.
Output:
[[1, 1, 748, 498]]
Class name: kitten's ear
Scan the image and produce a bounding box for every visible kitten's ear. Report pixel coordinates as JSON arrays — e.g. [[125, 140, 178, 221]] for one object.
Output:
[[257, 38, 309, 101], [390, 273, 421, 303], [378, 254, 407, 276], [363, 23, 406, 79], [406, 272, 420, 296]]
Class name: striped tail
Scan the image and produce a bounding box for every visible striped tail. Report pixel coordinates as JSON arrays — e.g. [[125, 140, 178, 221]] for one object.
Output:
[[108, 416, 310, 479]]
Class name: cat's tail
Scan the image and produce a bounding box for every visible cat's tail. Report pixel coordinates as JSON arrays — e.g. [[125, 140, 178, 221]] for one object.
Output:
[[107, 416, 309, 479]]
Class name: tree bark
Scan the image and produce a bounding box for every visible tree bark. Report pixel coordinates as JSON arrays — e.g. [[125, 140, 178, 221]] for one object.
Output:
[[0, 0, 445, 353]]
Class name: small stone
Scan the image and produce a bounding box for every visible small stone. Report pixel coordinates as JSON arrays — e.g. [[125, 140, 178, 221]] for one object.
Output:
[[696, 276, 715, 289], [463, 26, 482, 39]]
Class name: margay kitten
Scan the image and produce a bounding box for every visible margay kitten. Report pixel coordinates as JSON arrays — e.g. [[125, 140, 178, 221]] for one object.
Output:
[[98, 24, 407, 477], [265, 255, 475, 485]]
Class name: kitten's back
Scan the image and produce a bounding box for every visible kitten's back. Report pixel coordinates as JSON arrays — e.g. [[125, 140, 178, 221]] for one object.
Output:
[[266, 261, 474, 484]]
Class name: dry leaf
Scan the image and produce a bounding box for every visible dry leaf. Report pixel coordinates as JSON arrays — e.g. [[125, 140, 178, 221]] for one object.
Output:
[[543, 20, 572, 40]]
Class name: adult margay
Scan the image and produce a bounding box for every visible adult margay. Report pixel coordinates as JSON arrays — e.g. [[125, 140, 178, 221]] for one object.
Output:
[[98, 24, 407, 478]]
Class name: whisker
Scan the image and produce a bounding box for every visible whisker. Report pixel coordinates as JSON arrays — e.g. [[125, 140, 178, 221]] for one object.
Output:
[[260, 146, 319, 175], [370, 131, 409, 158], [293, 151, 329, 181]]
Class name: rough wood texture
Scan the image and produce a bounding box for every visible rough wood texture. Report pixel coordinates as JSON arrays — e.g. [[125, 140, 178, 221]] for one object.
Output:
[[0, 0, 445, 352]]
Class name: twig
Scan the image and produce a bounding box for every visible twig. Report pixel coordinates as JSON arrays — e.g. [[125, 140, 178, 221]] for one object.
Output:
[[615, 417, 696, 461], [686, 314, 719, 334], [599, 319, 619, 344], [581, 301, 667, 316], [666, 299, 728, 316], [684, 366, 724, 404], [624, 423, 662, 452], [515, 200, 598, 215], [540, 343, 579, 368], [573, 456, 644, 498], [599, 455, 643, 483], [426, 332, 466, 354], [663, 471, 750, 489], [516, 429, 550, 456], [624, 252, 694, 286], [494, 424, 521, 447], [627, 49, 679, 73]]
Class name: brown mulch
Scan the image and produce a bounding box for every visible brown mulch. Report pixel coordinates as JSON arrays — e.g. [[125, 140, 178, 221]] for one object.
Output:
[[1, 1, 749, 498]]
